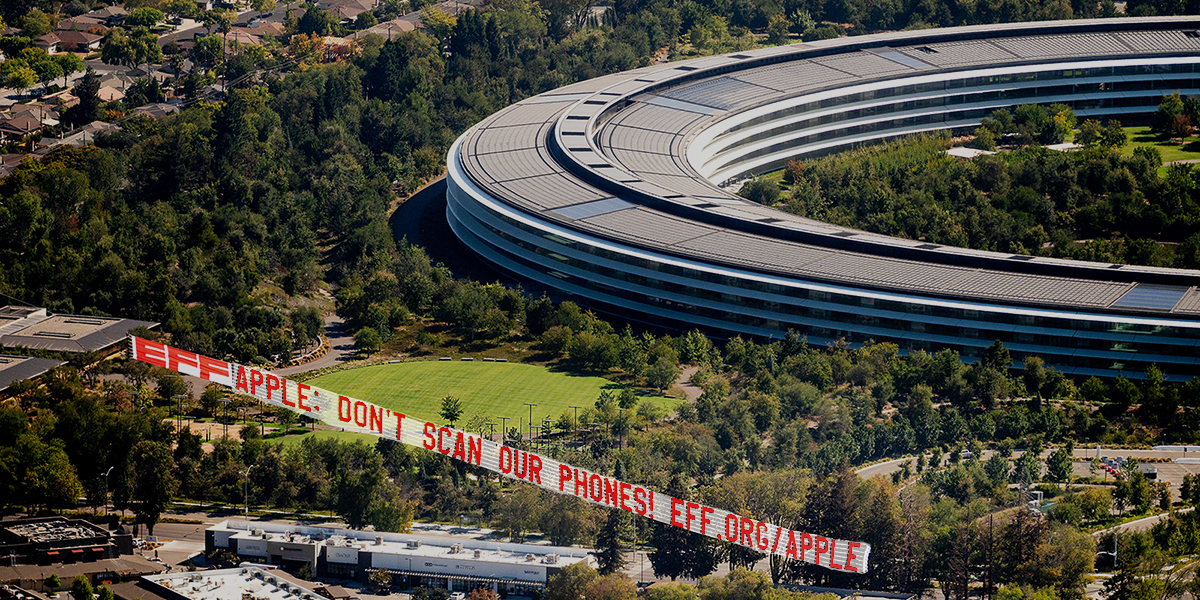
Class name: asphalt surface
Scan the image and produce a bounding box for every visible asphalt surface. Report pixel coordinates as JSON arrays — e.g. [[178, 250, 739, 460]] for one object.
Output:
[[274, 315, 354, 376]]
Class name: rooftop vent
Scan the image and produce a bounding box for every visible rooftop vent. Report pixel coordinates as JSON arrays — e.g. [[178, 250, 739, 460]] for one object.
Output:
[[474, 549, 482, 559], [376, 536, 384, 546], [450, 543, 463, 554], [526, 554, 536, 561], [544, 554, 559, 564], [914, 46, 938, 54]]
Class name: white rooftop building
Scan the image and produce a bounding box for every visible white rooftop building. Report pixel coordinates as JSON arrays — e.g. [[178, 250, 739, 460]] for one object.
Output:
[[205, 520, 593, 596]]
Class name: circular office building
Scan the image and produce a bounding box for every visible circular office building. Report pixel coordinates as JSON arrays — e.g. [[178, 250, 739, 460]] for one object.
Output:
[[447, 17, 1200, 380]]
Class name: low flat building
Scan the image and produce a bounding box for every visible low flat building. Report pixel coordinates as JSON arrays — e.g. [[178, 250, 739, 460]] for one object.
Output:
[[0, 354, 66, 393], [0, 306, 157, 354], [0, 518, 157, 595], [113, 567, 320, 600], [206, 520, 592, 596]]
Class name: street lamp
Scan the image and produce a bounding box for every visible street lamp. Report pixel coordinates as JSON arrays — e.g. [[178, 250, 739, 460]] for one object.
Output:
[[219, 398, 233, 439], [569, 405, 582, 446], [485, 422, 498, 442], [101, 466, 114, 516], [172, 394, 188, 435], [523, 403, 537, 443], [242, 464, 256, 516], [499, 416, 511, 444]]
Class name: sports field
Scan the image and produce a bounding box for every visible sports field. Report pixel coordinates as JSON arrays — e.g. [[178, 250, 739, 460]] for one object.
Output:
[[308, 361, 669, 426]]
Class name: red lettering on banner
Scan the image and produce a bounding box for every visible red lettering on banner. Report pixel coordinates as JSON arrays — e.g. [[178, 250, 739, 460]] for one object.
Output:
[[527, 454, 542, 483], [438, 427, 452, 455], [250, 370, 264, 395], [800, 533, 813, 561], [338, 396, 352, 423], [424, 422, 437, 450], [756, 522, 769, 550], [701, 507, 714, 535], [671, 498, 685, 528], [167, 347, 198, 374], [392, 413, 405, 440], [354, 401, 368, 428], [649, 490, 654, 513], [500, 446, 512, 473], [268, 375, 286, 405], [633, 487, 647, 516], [814, 536, 829, 566], [829, 539, 842, 569], [786, 531, 799, 559], [560, 465, 572, 491], [198, 354, 228, 383], [589, 474, 602, 502], [604, 478, 618, 507], [772, 525, 783, 552], [725, 515, 739, 542], [297, 384, 312, 411], [134, 338, 168, 368], [514, 450, 527, 478], [740, 517, 754, 547], [369, 406, 384, 433], [453, 432, 466, 461], [236, 366, 249, 393], [575, 469, 587, 497], [844, 542, 860, 572], [467, 435, 481, 465], [685, 502, 698, 531], [619, 482, 631, 512]]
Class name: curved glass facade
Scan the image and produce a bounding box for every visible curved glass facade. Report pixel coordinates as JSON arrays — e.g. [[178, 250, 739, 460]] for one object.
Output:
[[448, 21, 1200, 381]]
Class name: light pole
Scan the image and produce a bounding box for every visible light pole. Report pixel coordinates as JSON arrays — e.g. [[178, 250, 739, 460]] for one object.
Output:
[[499, 416, 511, 444], [101, 466, 114, 517], [242, 465, 256, 516], [219, 398, 233, 439], [485, 422, 498, 442], [172, 394, 187, 435], [523, 403, 537, 443], [569, 405, 581, 446]]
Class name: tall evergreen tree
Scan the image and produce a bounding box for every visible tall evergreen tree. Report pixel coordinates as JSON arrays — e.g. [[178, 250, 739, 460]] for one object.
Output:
[[69, 68, 101, 126]]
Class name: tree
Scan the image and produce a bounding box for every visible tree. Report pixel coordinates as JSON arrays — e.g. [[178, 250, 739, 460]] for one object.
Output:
[[586, 573, 638, 600], [369, 568, 392, 591], [647, 356, 680, 394], [20, 9, 52, 36], [54, 53, 83, 88], [128, 440, 178, 536], [101, 27, 163, 85], [595, 509, 626, 574], [1155, 91, 1186, 136], [68, 68, 102, 125], [649, 476, 719, 580], [545, 562, 599, 600], [70, 575, 93, 600], [354, 327, 383, 355], [1046, 445, 1073, 486], [125, 7, 165, 28], [1, 64, 36, 92], [439, 395, 464, 427]]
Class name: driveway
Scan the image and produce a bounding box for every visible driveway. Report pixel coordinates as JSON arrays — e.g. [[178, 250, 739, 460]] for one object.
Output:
[[274, 316, 355, 376]]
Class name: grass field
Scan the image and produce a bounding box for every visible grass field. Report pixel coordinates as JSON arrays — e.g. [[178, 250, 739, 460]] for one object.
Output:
[[268, 429, 378, 447], [307, 361, 675, 426], [1120, 125, 1200, 164]]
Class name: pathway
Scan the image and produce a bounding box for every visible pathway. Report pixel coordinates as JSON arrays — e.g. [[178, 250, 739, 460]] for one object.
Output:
[[274, 315, 354, 376], [674, 365, 703, 402]]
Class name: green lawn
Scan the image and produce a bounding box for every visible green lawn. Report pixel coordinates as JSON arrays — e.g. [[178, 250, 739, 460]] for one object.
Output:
[[268, 428, 379, 447], [1120, 125, 1200, 163], [307, 361, 674, 425]]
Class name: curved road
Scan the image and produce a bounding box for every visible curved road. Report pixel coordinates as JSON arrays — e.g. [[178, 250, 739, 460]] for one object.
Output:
[[274, 315, 355, 376]]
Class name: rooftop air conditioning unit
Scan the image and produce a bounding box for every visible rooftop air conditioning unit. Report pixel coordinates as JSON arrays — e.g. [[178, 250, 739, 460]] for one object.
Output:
[[376, 536, 384, 546], [525, 554, 535, 561], [474, 549, 482, 559], [251, 529, 263, 536], [407, 540, 421, 549], [544, 555, 558, 564], [451, 543, 463, 554]]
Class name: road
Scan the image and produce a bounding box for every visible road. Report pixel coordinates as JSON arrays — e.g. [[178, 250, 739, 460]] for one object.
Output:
[[274, 315, 354, 376]]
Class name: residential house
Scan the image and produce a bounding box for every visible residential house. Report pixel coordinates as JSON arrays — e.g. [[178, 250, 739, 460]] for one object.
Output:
[[97, 86, 125, 102], [89, 6, 129, 26], [55, 30, 103, 52], [132, 103, 180, 119], [34, 33, 61, 53], [56, 16, 108, 33], [0, 113, 46, 141]]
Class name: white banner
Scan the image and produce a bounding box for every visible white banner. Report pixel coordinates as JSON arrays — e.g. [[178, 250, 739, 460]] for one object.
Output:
[[129, 336, 871, 573]]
